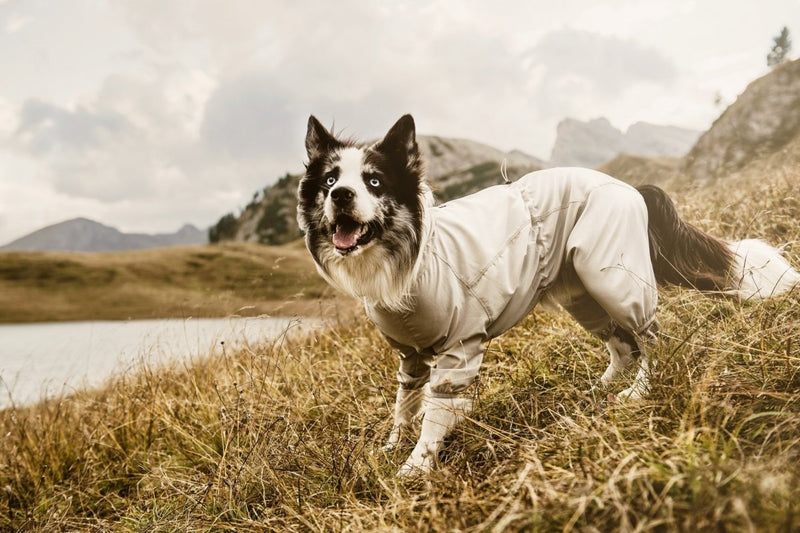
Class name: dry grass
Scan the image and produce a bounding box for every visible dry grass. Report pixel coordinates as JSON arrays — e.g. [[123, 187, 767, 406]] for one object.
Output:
[[1, 290, 798, 531], [1, 168, 799, 531], [0, 242, 336, 323]]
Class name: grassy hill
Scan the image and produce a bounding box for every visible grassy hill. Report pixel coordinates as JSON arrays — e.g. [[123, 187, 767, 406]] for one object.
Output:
[[2, 154, 799, 531], [0, 241, 338, 323]]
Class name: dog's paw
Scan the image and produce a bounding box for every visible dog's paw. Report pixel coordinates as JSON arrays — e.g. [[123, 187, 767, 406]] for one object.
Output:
[[396, 454, 433, 479], [379, 441, 397, 454], [614, 385, 646, 402], [396, 442, 438, 478]]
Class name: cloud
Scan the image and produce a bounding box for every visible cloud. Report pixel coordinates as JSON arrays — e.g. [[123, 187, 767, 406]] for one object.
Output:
[[8, 65, 218, 202], [525, 28, 678, 119], [15, 100, 133, 155], [2, 12, 682, 214], [0, 1, 704, 245], [5, 14, 31, 34], [200, 71, 300, 159], [12, 100, 157, 201]]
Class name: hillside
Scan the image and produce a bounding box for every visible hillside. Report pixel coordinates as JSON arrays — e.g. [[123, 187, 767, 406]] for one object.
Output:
[[596, 154, 682, 187], [683, 58, 800, 182], [211, 135, 544, 245], [0, 242, 338, 323], [1, 217, 208, 252]]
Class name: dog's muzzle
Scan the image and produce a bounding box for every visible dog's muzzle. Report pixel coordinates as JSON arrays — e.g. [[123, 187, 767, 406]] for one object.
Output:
[[331, 214, 375, 254]]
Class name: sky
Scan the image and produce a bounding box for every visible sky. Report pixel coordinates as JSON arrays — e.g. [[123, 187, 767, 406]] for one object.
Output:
[[1, 0, 798, 244]]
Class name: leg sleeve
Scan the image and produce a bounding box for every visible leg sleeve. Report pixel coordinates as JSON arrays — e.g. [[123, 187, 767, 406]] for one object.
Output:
[[566, 184, 658, 336], [384, 336, 433, 390], [559, 288, 615, 339], [428, 335, 485, 398]]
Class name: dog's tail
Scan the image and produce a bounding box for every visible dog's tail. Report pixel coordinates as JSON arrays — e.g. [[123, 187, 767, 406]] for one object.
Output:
[[637, 184, 800, 299]]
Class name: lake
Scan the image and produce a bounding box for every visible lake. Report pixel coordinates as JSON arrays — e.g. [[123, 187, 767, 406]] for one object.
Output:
[[0, 316, 318, 409]]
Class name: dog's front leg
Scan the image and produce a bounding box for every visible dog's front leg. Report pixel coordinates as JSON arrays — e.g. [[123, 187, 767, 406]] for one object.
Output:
[[396, 395, 473, 477], [381, 385, 427, 452]]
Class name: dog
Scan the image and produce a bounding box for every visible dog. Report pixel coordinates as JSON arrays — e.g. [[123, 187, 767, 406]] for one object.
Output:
[[297, 114, 800, 477]]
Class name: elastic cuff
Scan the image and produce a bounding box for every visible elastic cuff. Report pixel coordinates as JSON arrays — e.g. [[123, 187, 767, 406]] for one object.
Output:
[[428, 378, 479, 399], [596, 321, 617, 341], [636, 316, 659, 338], [429, 390, 459, 399], [399, 382, 428, 391]]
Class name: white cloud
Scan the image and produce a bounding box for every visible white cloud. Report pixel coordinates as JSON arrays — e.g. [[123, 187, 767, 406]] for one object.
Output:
[[4, 15, 31, 34]]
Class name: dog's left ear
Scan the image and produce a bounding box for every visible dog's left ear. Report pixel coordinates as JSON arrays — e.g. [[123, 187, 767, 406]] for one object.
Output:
[[377, 114, 418, 160], [305, 115, 338, 159]]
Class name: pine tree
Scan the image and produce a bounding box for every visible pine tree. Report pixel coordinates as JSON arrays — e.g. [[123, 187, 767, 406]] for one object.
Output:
[[767, 26, 792, 67]]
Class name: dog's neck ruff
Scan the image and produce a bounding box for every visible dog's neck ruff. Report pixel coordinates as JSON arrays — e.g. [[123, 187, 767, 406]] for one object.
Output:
[[361, 191, 434, 312], [322, 187, 433, 313]]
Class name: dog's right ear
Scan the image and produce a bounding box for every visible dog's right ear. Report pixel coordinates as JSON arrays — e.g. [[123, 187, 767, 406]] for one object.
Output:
[[305, 115, 337, 159]]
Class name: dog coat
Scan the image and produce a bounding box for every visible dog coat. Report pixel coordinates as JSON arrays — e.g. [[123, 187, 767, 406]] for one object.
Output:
[[366, 167, 659, 397]]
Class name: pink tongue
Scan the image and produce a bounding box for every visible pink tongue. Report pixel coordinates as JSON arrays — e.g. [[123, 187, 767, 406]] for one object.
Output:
[[333, 227, 360, 249]]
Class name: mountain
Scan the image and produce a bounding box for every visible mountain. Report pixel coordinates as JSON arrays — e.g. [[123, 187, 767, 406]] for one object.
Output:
[[683, 58, 800, 182], [210, 136, 544, 246], [549, 117, 700, 168], [212, 57, 800, 248], [0, 218, 208, 252]]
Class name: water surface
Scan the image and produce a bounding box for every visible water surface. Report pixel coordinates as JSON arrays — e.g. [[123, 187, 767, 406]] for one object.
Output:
[[0, 316, 315, 409]]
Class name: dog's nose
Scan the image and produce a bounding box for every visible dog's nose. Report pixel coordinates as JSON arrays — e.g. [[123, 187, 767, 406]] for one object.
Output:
[[331, 187, 355, 206]]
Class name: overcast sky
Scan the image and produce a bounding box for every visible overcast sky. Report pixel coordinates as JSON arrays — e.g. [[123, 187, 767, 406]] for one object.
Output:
[[1, 1, 798, 244]]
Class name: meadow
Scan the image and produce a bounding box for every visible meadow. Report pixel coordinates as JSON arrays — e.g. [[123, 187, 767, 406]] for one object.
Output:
[[0, 241, 335, 323], [1, 168, 798, 531]]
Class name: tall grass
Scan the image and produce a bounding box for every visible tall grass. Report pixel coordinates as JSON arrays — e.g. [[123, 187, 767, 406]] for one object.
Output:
[[1, 282, 798, 530], [1, 170, 798, 531]]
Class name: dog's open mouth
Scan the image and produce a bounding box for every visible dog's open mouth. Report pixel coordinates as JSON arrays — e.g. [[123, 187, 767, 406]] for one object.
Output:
[[332, 215, 374, 253]]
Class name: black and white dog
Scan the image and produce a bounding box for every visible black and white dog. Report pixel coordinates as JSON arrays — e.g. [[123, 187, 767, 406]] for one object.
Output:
[[297, 114, 799, 476]]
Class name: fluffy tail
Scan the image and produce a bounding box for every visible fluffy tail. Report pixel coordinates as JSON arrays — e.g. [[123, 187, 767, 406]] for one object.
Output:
[[637, 185, 800, 299], [726, 239, 800, 299]]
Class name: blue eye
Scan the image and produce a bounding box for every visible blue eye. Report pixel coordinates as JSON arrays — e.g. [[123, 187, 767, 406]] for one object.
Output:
[[368, 177, 380, 187], [325, 175, 337, 186]]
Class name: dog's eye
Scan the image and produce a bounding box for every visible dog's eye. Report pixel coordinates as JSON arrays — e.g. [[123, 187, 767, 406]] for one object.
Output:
[[368, 177, 381, 188], [325, 175, 337, 187]]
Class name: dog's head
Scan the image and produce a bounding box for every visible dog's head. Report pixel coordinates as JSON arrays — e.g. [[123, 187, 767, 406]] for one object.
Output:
[[297, 114, 431, 306]]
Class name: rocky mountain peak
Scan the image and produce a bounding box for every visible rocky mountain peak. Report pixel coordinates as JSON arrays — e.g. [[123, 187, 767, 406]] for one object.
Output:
[[683, 58, 800, 182], [549, 117, 700, 168]]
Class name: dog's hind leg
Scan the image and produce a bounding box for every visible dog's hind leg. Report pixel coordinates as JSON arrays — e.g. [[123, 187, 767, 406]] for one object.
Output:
[[550, 278, 638, 391], [613, 323, 659, 401], [563, 182, 660, 400]]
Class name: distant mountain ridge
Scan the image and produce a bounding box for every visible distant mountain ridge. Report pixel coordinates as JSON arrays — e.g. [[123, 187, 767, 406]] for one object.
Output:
[[210, 135, 545, 246], [210, 118, 700, 246], [1, 218, 208, 252], [549, 117, 701, 168], [598, 58, 800, 188]]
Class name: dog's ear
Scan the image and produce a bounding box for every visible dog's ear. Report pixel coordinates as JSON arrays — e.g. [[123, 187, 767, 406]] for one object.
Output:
[[305, 115, 337, 159], [378, 114, 418, 159]]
